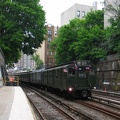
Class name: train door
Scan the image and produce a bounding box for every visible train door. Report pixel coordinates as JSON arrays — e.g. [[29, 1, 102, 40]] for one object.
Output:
[[76, 66, 89, 89], [66, 67, 76, 88], [88, 66, 96, 88], [62, 67, 68, 90]]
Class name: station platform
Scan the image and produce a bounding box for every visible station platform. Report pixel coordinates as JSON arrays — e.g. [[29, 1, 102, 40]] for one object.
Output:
[[0, 86, 35, 120]]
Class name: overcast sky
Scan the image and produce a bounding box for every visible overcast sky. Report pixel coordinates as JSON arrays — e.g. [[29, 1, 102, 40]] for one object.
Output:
[[40, 0, 104, 27]]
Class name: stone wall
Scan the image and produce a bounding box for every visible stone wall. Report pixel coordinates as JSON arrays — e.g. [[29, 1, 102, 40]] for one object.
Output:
[[96, 54, 120, 91]]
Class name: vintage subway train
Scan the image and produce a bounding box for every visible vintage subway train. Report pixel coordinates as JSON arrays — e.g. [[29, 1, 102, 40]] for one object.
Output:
[[16, 60, 96, 98]]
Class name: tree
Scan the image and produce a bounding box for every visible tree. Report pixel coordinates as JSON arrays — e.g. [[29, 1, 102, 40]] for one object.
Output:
[[104, 0, 120, 54], [32, 53, 43, 69], [72, 10, 106, 63], [0, 0, 46, 66], [51, 10, 106, 64], [50, 18, 81, 64]]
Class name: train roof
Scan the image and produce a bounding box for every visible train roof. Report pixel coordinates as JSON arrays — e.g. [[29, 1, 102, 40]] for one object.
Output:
[[31, 68, 45, 73], [44, 65, 68, 71], [45, 60, 91, 70]]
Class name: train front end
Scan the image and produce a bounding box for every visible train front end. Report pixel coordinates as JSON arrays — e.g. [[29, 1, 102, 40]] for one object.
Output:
[[66, 60, 96, 98]]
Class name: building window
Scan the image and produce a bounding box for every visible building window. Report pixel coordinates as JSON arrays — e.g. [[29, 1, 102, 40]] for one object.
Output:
[[48, 30, 52, 35], [47, 58, 49, 63], [48, 37, 52, 42], [47, 44, 49, 49], [77, 10, 80, 17], [50, 58, 53, 63], [55, 31, 57, 36], [51, 52, 52, 55], [82, 11, 85, 18]]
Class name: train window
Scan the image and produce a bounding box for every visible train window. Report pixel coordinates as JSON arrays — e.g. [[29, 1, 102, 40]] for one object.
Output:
[[79, 73, 86, 78], [77, 61, 90, 65], [78, 66, 91, 71], [79, 68, 82, 70], [68, 68, 75, 75]]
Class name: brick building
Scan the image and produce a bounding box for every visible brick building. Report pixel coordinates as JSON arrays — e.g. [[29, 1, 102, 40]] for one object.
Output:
[[36, 24, 59, 67]]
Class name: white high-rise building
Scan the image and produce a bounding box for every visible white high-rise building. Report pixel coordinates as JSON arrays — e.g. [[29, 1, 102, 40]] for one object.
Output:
[[61, 2, 97, 26], [16, 54, 35, 70]]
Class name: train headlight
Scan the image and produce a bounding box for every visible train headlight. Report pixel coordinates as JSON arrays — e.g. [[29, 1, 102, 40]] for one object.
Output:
[[68, 87, 73, 92], [94, 87, 96, 89]]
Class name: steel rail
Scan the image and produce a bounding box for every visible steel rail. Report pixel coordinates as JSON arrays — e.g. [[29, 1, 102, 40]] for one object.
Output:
[[76, 100, 120, 119]]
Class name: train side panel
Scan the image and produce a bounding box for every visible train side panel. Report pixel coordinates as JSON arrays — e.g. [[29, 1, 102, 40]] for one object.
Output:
[[53, 69, 61, 89], [48, 70, 54, 87], [42, 71, 47, 86]]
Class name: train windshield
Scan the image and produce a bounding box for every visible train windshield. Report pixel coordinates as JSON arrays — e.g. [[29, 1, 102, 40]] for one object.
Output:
[[68, 67, 75, 75], [77, 61, 90, 66], [78, 66, 90, 71], [78, 66, 95, 77]]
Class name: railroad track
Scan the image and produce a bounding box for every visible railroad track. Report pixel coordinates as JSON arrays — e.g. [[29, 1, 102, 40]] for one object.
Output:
[[27, 96, 45, 120], [75, 100, 120, 119], [24, 86, 76, 120], [91, 89, 120, 109], [22, 84, 120, 120], [21, 85, 95, 120], [92, 89, 120, 99]]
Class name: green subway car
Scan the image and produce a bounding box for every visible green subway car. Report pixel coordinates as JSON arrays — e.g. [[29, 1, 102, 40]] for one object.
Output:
[[42, 60, 96, 98]]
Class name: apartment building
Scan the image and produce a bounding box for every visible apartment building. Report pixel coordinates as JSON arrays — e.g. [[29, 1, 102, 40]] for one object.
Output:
[[61, 2, 97, 26], [36, 24, 59, 67], [16, 53, 35, 70]]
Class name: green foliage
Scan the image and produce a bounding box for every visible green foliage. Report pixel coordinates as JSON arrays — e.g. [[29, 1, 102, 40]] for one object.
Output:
[[32, 53, 43, 69], [85, 10, 104, 29], [104, 0, 120, 54], [51, 10, 106, 64], [74, 24, 106, 63], [52, 18, 81, 64], [0, 0, 46, 66]]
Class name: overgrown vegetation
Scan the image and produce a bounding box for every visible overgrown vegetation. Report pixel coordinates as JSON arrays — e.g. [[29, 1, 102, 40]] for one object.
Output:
[[50, 1, 120, 64], [50, 10, 106, 64], [32, 54, 43, 69], [104, 0, 120, 54], [0, 0, 46, 66]]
